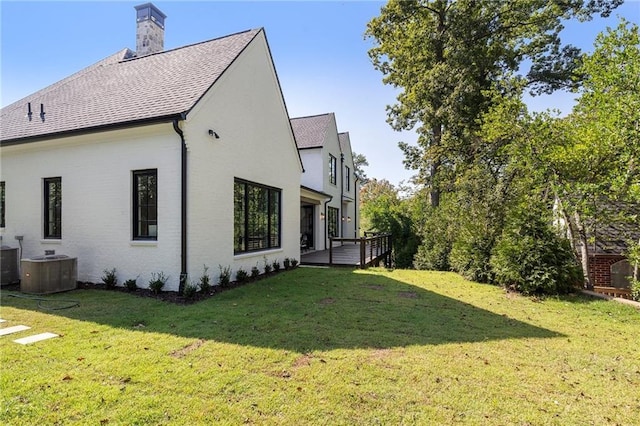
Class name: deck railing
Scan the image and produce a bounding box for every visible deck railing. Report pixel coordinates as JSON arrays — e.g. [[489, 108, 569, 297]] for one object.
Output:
[[329, 233, 393, 268]]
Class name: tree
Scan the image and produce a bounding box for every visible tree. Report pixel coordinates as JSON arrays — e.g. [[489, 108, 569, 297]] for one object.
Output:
[[352, 151, 369, 182], [366, 0, 622, 207]]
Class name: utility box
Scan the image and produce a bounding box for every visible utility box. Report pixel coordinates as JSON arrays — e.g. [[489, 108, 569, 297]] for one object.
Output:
[[20, 255, 77, 294], [0, 246, 20, 285]]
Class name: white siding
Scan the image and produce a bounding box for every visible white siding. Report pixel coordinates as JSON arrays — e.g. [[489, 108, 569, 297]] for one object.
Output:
[[184, 31, 302, 283], [0, 124, 183, 289]]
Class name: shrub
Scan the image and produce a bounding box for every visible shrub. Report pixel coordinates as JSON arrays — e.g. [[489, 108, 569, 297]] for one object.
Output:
[[236, 268, 248, 282], [283, 258, 291, 270], [124, 278, 138, 292], [183, 281, 198, 299], [218, 265, 231, 288], [272, 260, 281, 272], [490, 207, 581, 295], [291, 258, 299, 268], [263, 257, 272, 274], [251, 265, 260, 278], [102, 268, 118, 289], [148, 272, 168, 294], [199, 265, 212, 294]]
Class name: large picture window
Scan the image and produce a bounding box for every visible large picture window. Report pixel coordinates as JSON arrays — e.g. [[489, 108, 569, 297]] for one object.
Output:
[[44, 177, 62, 239], [327, 206, 339, 238], [234, 179, 281, 253], [133, 169, 157, 240], [329, 154, 337, 185]]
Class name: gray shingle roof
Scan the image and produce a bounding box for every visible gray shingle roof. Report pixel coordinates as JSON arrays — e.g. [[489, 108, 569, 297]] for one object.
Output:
[[290, 113, 334, 149], [338, 131, 350, 154], [1, 29, 261, 144]]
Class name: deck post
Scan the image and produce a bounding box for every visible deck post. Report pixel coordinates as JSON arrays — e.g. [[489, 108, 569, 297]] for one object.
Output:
[[360, 238, 366, 269], [329, 238, 333, 266]]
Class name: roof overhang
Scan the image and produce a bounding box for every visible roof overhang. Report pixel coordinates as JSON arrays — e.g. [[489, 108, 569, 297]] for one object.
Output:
[[301, 185, 331, 205]]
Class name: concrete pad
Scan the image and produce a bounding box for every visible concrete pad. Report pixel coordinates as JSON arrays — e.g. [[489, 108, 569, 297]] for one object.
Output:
[[14, 332, 59, 345], [0, 325, 31, 336]]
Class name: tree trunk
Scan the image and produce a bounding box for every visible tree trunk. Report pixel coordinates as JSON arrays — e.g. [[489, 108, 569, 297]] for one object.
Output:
[[573, 210, 592, 290], [430, 124, 442, 208]]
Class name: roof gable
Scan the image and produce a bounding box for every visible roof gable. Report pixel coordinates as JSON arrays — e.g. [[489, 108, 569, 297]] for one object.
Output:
[[1, 29, 261, 144], [290, 113, 335, 149]]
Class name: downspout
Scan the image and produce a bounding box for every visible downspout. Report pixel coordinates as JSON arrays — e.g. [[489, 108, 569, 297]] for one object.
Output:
[[340, 153, 344, 238], [323, 195, 333, 250], [172, 118, 187, 294], [354, 175, 360, 238]]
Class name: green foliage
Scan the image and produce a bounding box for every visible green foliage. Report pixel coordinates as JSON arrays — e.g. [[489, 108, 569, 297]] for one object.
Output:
[[235, 268, 248, 283], [291, 259, 299, 268], [124, 278, 137, 292], [101, 268, 118, 289], [148, 272, 168, 294], [283, 258, 291, 270], [251, 265, 260, 278], [491, 206, 581, 295], [627, 240, 640, 301], [183, 281, 198, 299], [263, 257, 272, 274], [199, 265, 212, 294], [218, 265, 231, 288], [272, 260, 281, 272]]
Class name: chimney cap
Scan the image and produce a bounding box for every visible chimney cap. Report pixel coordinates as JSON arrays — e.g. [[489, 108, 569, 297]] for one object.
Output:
[[135, 3, 166, 28]]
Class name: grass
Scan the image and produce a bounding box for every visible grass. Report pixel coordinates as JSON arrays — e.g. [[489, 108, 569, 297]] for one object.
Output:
[[1, 267, 638, 425]]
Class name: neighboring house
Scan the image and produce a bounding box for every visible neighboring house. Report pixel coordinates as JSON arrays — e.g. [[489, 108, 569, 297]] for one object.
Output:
[[291, 113, 360, 251], [585, 202, 639, 293], [0, 4, 303, 291]]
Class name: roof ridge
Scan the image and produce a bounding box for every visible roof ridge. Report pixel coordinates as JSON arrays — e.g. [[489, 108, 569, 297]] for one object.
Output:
[[123, 28, 261, 62], [290, 112, 334, 121]]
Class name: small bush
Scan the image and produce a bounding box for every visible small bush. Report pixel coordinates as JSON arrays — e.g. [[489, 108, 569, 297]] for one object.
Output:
[[283, 258, 291, 270], [148, 272, 168, 294], [124, 278, 137, 292], [236, 268, 248, 282], [200, 265, 212, 294], [218, 265, 231, 288], [251, 265, 260, 278], [102, 268, 118, 289], [632, 279, 640, 302], [291, 258, 299, 268], [272, 260, 281, 272], [183, 281, 198, 299], [263, 257, 272, 274]]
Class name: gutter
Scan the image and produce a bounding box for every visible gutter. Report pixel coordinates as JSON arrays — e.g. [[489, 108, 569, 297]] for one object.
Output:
[[172, 118, 188, 294], [340, 153, 344, 238]]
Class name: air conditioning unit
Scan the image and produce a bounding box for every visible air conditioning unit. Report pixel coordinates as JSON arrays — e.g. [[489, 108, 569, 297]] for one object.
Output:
[[0, 246, 20, 285], [21, 255, 77, 294]]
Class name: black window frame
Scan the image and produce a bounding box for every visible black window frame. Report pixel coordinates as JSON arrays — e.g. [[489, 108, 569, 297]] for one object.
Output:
[[234, 178, 281, 254], [0, 181, 5, 228], [133, 169, 158, 241], [327, 206, 339, 238], [345, 166, 351, 191], [329, 154, 337, 185], [43, 177, 62, 239]]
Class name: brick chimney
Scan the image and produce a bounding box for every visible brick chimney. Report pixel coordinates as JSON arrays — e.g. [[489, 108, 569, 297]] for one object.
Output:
[[135, 3, 166, 56]]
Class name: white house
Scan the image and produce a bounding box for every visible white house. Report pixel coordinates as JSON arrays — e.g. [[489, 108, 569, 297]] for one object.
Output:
[[291, 113, 360, 251], [0, 4, 303, 291]]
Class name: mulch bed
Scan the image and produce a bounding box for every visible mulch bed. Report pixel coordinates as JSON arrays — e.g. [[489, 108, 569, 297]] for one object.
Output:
[[3, 267, 298, 305]]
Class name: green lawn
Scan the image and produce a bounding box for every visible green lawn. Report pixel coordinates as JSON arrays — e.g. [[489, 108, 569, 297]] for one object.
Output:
[[1, 267, 638, 425]]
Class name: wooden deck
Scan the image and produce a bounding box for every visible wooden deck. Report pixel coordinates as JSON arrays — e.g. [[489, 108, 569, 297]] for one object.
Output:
[[301, 234, 392, 268]]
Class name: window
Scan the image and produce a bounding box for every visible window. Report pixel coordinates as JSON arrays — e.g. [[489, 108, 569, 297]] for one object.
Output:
[[345, 166, 351, 191], [327, 206, 339, 238], [133, 169, 157, 240], [0, 181, 5, 228], [234, 179, 281, 253], [44, 177, 62, 239], [329, 154, 337, 185]]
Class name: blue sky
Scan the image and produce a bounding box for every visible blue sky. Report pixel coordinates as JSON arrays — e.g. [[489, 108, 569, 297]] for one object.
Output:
[[2, 1, 638, 186]]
